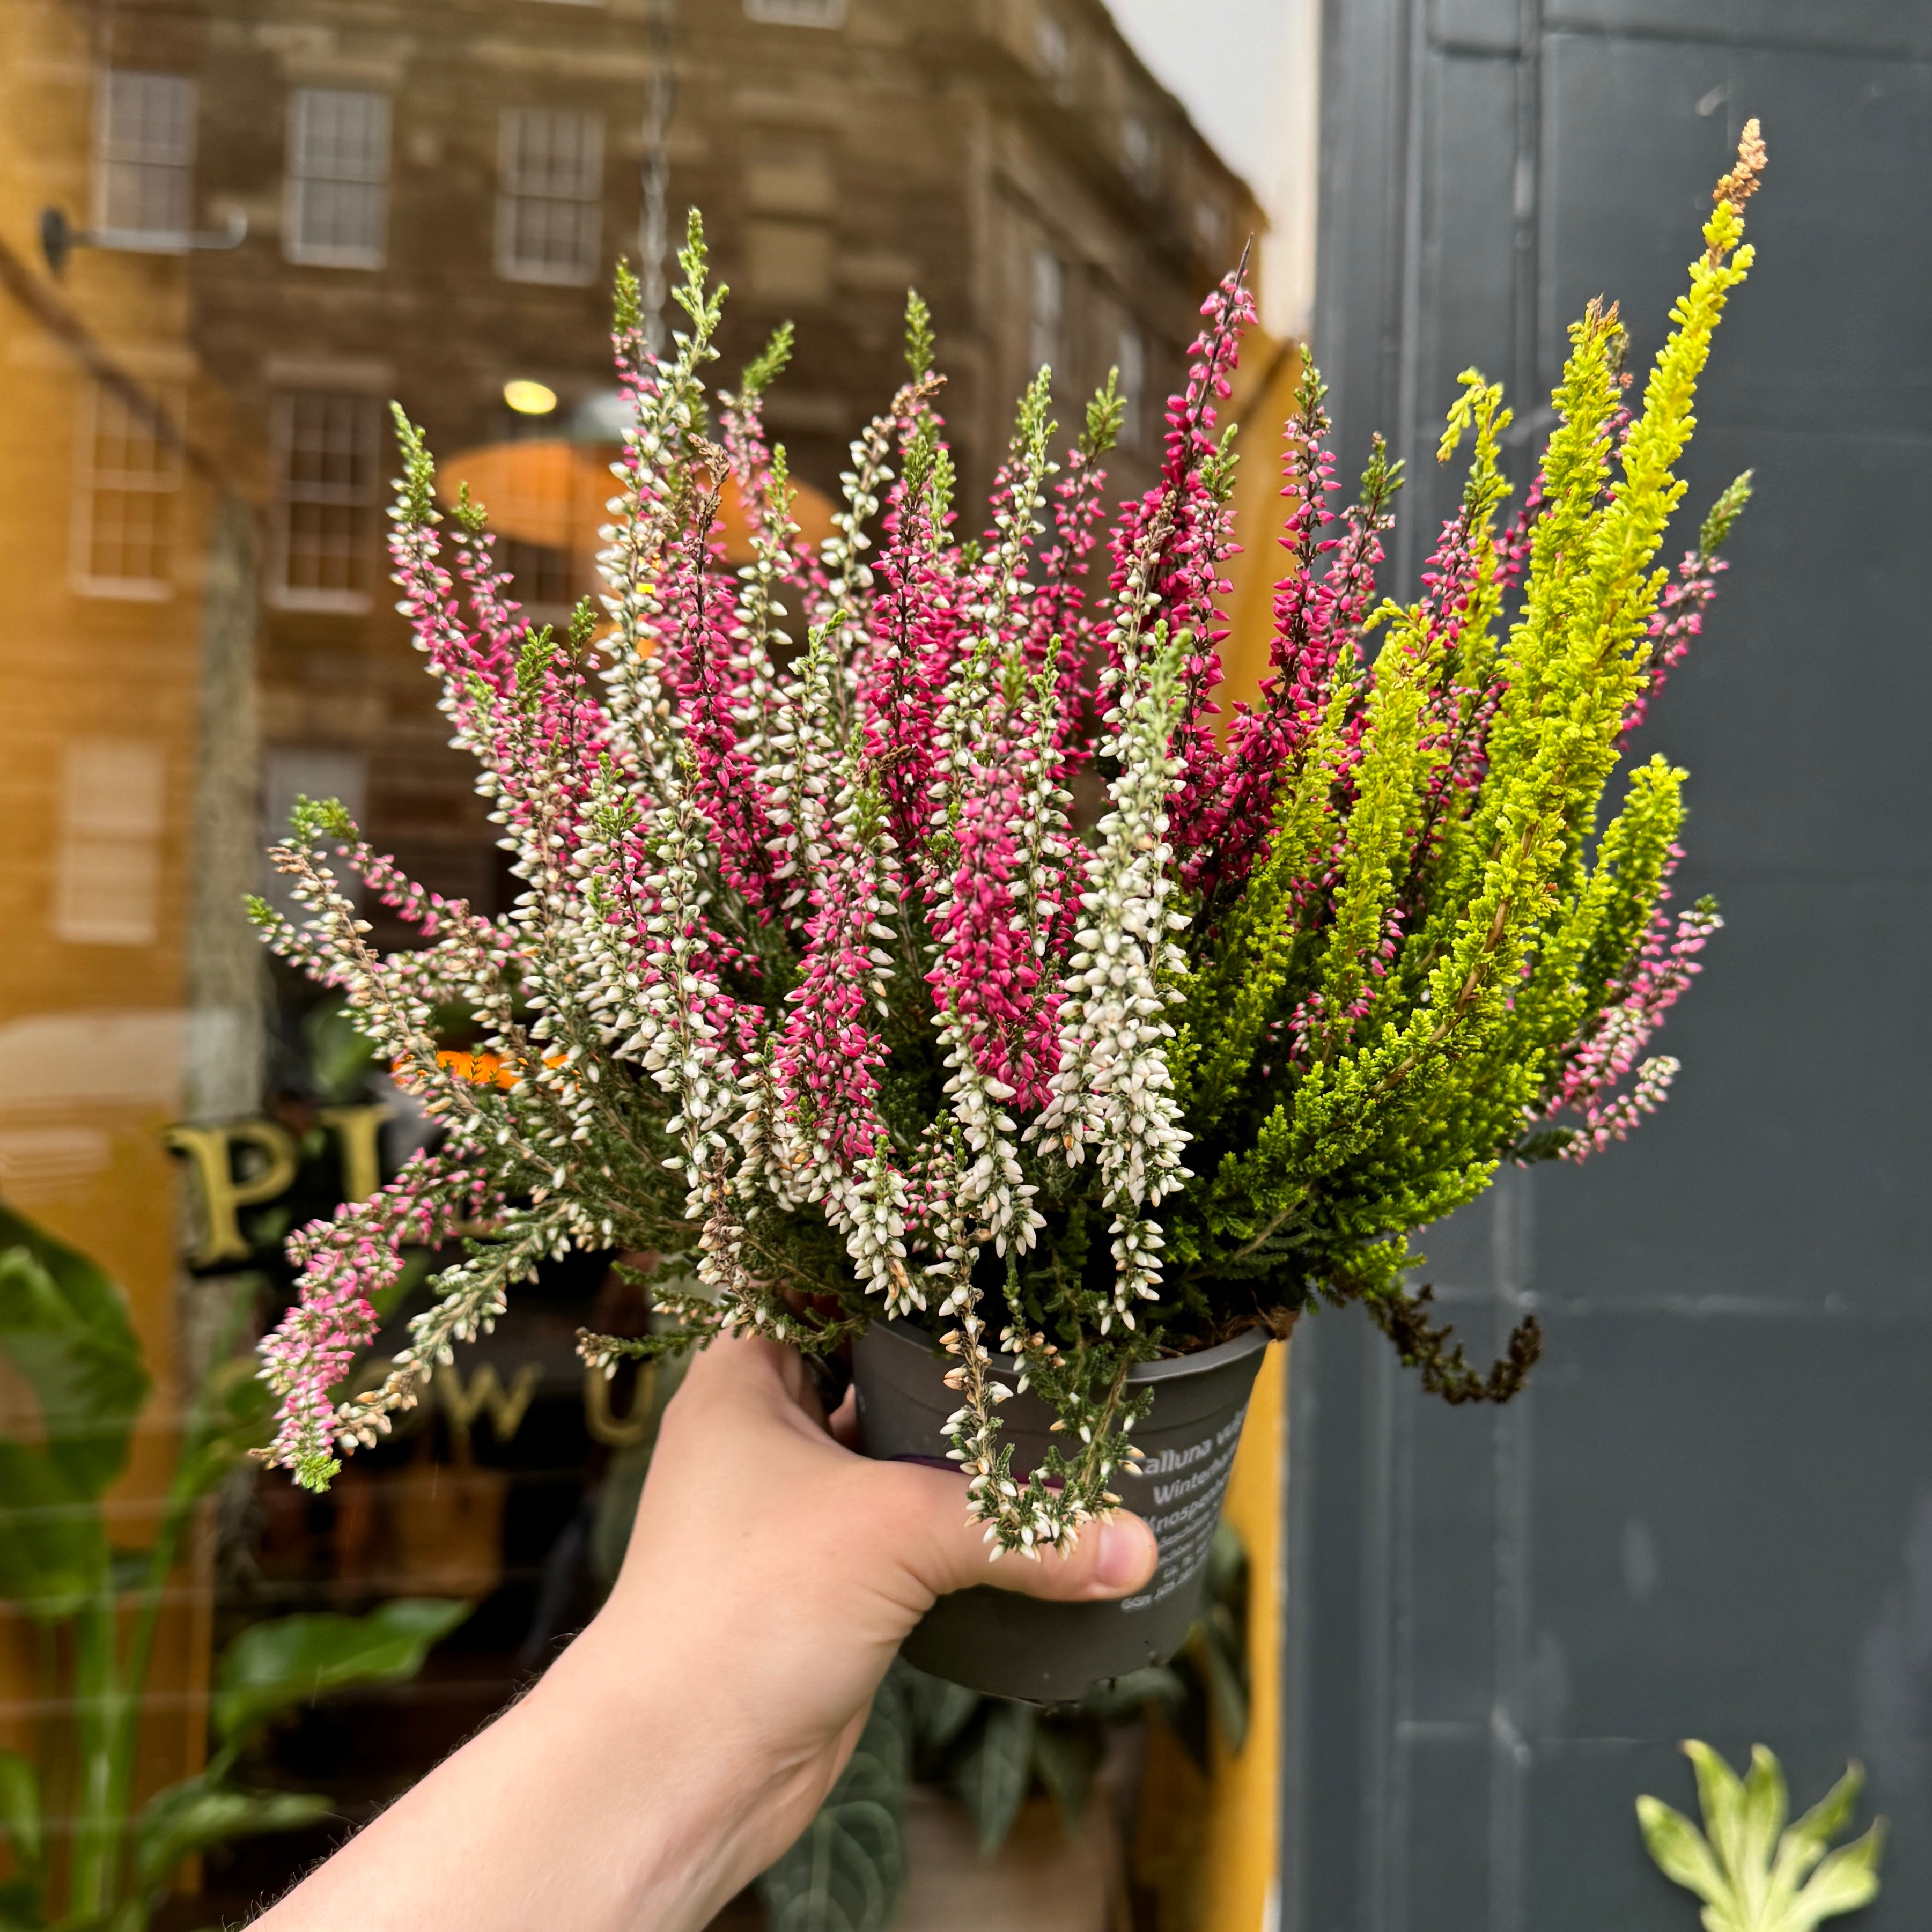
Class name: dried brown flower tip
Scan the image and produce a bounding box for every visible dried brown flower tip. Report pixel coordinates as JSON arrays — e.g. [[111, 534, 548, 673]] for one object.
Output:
[[1713, 117, 1767, 217]]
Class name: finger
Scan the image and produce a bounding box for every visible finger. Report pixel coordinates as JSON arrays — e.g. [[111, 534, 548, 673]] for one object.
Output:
[[827, 1383, 860, 1449], [679, 1329, 815, 1418], [884, 1464, 1159, 1604]]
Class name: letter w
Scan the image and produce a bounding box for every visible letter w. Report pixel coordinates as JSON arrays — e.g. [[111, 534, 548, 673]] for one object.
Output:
[[437, 1362, 543, 1444]]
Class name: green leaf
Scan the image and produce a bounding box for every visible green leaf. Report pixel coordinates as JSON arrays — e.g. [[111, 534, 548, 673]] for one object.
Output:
[[1080, 1664, 1186, 1728], [1790, 1822, 1884, 1930], [0, 1751, 42, 1878], [1198, 1614, 1251, 1756], [0, 1441, 107, 1621], [303, 998, 380, 1105], [0, 1876, 42, 1930], [952, 1700, 1035, 1854], [1636, 1794, 1727, 1905], [1032, 1720, 1101, 1835], [1739, 1741, 1789, 1879], [906, 1668, 980, 1754], [1642, 1744, 1885, 1932], [1788, 1761, 1863, 1854], [758, 1673, 908, 1932], [133, 1779, 334, 1892], [212, 1598, 470, 1744], [0, 1208, 149, 1499], [1684, 1739, 1747, 1883]]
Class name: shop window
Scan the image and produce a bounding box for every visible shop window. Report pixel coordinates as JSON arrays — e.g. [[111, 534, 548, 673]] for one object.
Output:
[[271, 392, 381, 610], [285, 89, 390, 269], [92, 70, 196, 244], [53, 739, 166, 947], [1028, 246, 1064, 377], [1116, 321, 1147, 451], [743, 0, 846, 25], [496, 108, 604, 286], [71, 380, 182, 600]]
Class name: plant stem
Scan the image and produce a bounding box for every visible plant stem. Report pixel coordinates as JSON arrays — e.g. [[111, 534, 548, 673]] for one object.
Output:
[[67, 1588, 122, 1919]]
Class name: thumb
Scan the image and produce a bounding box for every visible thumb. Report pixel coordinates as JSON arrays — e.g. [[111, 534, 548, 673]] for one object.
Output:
[[886, 1463, 1160, 1605]]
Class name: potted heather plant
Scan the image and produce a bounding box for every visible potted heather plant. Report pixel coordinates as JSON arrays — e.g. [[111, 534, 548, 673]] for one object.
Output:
[[248, 128, 1765, 1701]]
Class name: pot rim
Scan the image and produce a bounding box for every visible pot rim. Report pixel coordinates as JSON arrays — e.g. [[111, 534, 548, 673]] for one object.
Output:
[[875, 1316, 1271, 1384]]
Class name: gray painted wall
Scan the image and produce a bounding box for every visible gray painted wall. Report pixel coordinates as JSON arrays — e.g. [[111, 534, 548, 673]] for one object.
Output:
[[1287, 5, 1932, 1928]]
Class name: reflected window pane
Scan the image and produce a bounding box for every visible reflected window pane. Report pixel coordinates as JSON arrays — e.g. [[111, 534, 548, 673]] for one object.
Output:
[[496, 109, 603, 285], [1029, 247, 1063, 376], [54, 739, 166, 946], [271, 392, 381, 609], [743, 0, 847, 24], [286, 89, 390, 268], [1117, 322, 1147, 450], [72, 382, 182, 598], [93, 69, 196, 241]]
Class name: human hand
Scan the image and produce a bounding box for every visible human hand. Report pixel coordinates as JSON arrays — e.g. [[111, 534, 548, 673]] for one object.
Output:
[[564, 1330, 1160, 1918], [252, 1331, 1156, 1932]]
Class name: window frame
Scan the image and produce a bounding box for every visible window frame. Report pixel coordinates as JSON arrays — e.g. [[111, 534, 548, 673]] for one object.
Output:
[[742, 0, 847, 26], [495, 107, 606, 287], [70, 379, 185, 602], [91, 69, 198, 249], [1116, 321, 1148, 452], [268, 390, 384, 614], [1028, 246, 1065, 380], [284, 88, 392, 270]]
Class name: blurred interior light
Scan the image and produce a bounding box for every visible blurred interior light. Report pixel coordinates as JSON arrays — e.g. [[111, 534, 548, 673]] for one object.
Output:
[[503, 379, 558, 416]]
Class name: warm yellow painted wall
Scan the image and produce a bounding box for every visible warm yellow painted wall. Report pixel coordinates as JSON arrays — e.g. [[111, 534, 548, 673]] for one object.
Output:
[[1194, 1339, 1288, 1932], [1129, 1341, 1289, 1932], [0, 0, 216, 1831], [1215, 329, 1305, 722]]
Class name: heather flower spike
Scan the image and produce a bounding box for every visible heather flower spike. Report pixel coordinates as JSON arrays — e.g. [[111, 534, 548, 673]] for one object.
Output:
[[255, 137, 1760, 1550]]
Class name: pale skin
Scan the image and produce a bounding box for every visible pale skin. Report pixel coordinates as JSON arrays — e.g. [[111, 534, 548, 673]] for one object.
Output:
[[253, 1332, 1160, 1932]]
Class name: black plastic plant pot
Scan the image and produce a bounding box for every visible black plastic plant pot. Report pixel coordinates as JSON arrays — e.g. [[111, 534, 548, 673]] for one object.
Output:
[[851, 1318, 1270, 1705]]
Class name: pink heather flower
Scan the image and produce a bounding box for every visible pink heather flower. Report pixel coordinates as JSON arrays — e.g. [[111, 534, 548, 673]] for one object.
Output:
[[1544, 892, 1723, 1161], [1625, 543, 1728, 735], [259, 1154, 497, 1489], [1110, 269, 1256, 886]]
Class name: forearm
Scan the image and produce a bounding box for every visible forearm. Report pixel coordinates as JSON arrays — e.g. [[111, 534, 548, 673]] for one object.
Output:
[[253, 1615, 772, 1932], [249, 1337, 1154, 1931]]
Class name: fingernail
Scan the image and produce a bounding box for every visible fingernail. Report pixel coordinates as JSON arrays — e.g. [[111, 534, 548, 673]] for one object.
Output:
[[1093, 1520, 1154, 1594]]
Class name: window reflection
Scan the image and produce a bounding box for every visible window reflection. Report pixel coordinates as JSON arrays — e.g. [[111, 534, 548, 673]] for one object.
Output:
[[0, 0, 1268, 1916]]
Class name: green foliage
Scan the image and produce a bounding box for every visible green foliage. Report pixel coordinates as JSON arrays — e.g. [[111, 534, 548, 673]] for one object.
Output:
[[387, 400, 437, 525], [902, 289, 935, 380], [212, 1598, 471, 1745], [1638, 1742, 1884, 1932], [758, 1671, 910, 1932], [1083, 366, 1125, 459], [1700, 469, 1754, 557], [0, 1206, 464, 1930], [304, 997, 381, 1105], [1163, 172, 1760, 1394], [741, 320, 796, 400], [0, 1752, 43, 1888], [0, 1207, 148, 1501], [951, 1699, 1037, 1854], [131, 1786, 334, 1894]]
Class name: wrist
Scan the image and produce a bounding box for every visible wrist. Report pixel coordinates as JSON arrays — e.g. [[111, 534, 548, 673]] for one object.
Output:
[[528, 1605, 783, 1927]]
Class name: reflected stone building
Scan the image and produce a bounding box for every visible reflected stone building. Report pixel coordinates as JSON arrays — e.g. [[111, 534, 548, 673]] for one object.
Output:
[[0, 0, 1263, 1916], [24, 0, 1259, 921]]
